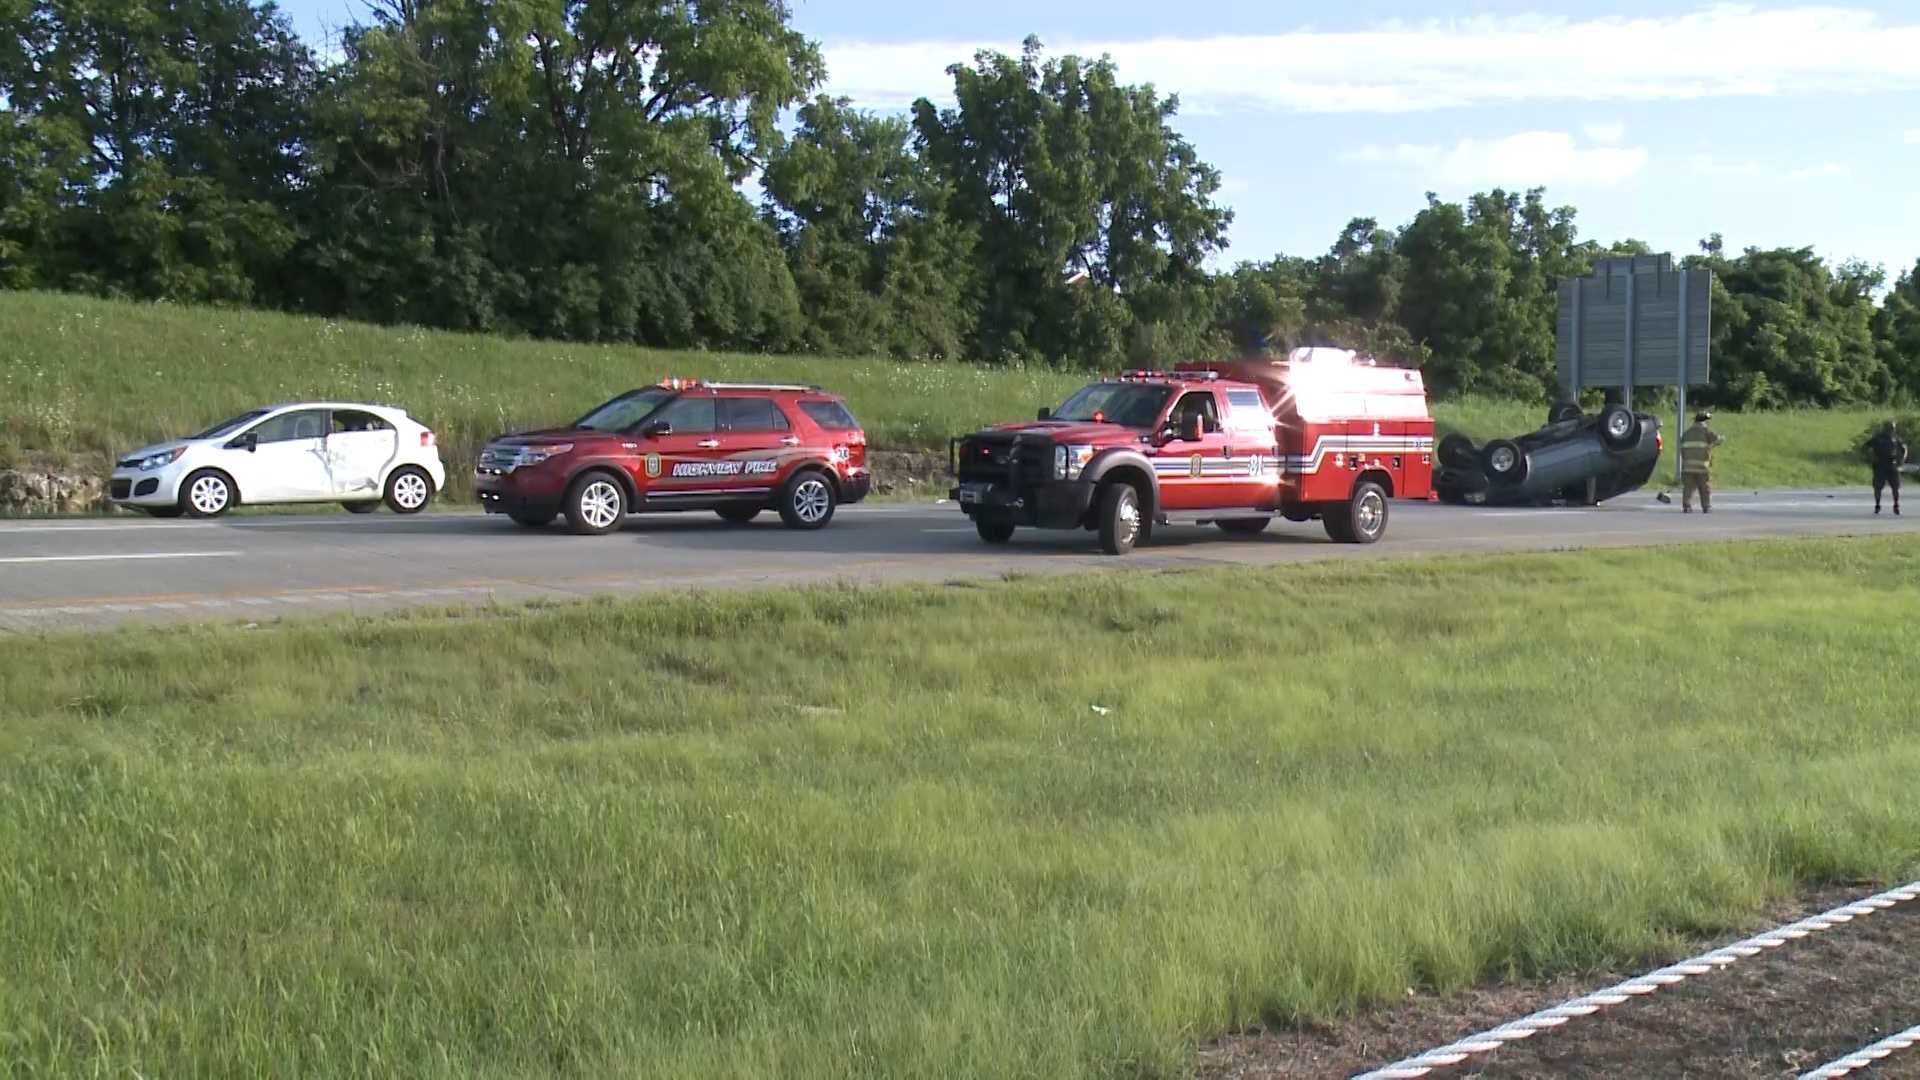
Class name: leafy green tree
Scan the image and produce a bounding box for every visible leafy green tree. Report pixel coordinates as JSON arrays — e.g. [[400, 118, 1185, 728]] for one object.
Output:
[[0, 0, 314, 300], [1874, 261, 1920, 401], [911, 36, 1231, 367], [298, 0, 819, 348], [1685, 243, 1886, 407], [761, 95, 978, 359]]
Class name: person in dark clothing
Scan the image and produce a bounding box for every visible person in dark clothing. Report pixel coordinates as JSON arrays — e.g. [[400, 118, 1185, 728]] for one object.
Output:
[[1867, 420, 1909, 515]]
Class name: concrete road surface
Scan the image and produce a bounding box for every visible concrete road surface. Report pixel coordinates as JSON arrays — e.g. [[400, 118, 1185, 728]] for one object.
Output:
[[0, 489, 1910, 632]]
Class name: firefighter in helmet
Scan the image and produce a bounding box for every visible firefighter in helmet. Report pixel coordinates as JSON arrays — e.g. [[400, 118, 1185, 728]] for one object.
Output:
[[1679, 411, 1722, 513]]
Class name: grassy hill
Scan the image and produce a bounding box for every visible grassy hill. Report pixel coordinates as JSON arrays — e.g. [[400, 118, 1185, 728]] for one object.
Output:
[[0, 290, 1894, 500]]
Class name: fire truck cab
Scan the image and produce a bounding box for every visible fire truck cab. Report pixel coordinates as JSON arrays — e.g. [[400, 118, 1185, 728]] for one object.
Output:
[[950, 347, 1434, 554]]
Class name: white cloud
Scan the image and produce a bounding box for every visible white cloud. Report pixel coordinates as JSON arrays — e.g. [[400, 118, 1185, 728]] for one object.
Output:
[[1787, 161, 1850, 180], [821, 5, 1920, 114], [1906, 129, 1920, 144], [1583, 122, 1627, 145], [1348, 131, 1649, 188]]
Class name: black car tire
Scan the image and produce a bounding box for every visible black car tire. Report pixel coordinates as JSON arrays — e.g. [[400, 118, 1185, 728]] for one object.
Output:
[[1548, 401, 1584, 424], [1597, 404, 1641, 451], [777, 469, 837, 530], [975, 515, 1015, 544], [342, 501, 379, 514], [509, 509, 555, 528], [1438, 433, 1479, 470], [563, 471, 627, 535], [1323, 480, 1389, 544], [1482, 439, 1529, 485], [1216, 517, 1271, 535], [1097, 482, 1144, 555], [716, 506, 760, 525]]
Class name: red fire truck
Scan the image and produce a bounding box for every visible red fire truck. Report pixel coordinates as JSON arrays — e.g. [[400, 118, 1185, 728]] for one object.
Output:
[[950, 347, 1434, 554]]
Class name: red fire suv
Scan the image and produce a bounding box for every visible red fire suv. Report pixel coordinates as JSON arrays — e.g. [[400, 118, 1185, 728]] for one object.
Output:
[[476, 380, 870, 534], [950, 349, 1434, 554]]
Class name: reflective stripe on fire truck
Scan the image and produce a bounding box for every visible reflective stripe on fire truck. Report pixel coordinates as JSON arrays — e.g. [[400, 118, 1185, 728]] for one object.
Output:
[[1280, 434, 1436, 475], [1151, 457, 1282, 480]]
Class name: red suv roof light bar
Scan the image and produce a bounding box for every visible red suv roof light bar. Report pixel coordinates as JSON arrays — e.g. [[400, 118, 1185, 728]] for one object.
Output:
[[701, 382, 823, 392]]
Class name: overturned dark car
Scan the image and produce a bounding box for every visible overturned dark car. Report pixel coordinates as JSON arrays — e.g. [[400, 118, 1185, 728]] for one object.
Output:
[[1434, 402, 1663, 507]]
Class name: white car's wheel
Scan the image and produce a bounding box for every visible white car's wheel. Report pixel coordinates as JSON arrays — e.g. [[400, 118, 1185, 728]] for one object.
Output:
[[384, 467, 434, 514], [180, 470, 236, 518]]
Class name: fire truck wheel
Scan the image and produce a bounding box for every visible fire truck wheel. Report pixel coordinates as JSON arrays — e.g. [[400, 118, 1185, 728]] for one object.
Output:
[[1438, 433, 1478, 470], [974, 515, 1015, 543], [1097, 482, 1144, 555], [1216, 517, 1271, 535], [1325, 481, 1388, 544]]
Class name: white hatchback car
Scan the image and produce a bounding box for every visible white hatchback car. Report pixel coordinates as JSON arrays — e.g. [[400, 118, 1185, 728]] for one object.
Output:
[[110, 402, 447, 518]]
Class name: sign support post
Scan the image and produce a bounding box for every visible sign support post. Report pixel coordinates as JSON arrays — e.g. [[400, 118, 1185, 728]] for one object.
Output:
[[1675, 272, 1689, 485]]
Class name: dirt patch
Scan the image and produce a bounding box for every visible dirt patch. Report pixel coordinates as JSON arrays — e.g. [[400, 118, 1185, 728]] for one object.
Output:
[[1196, 883, 1920, 1079], [868, 448, 951, 501]]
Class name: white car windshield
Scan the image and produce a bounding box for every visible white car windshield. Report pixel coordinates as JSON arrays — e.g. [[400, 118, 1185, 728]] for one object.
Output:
[[1051, 384, 1172, 429], [573, 389, 674, 432], [192, 410, 270, 440]]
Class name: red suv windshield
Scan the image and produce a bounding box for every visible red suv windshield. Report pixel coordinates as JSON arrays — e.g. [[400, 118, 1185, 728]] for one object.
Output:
[[571, 388, 675, 432], [1052, 383, 1171, 428]]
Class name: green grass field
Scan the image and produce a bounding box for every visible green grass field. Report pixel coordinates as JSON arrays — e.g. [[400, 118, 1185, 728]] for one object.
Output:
[[0, 290, 1896, 500], [2, 536, 1916, 1078]]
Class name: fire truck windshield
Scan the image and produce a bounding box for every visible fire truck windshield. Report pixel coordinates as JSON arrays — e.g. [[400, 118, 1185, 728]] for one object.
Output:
[[1052, 383, 1172, 428]]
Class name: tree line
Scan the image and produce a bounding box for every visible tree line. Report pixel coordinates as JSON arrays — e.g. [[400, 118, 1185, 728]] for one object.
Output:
[[4, 0, 1917, 407]]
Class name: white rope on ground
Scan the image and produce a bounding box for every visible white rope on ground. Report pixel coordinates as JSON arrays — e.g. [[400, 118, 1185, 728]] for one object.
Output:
[[1350, 879, 1920, 1080], [1799, 1024, 1920, 1079]]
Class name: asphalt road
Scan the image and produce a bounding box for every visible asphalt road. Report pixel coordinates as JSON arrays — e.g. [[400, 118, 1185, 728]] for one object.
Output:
[[0, 488, 1911, 631]]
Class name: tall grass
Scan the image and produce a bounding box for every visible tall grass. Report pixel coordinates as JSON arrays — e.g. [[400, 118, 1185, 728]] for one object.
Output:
[[2, 537, 1917, 1078], [0, 290, 1899, 495]]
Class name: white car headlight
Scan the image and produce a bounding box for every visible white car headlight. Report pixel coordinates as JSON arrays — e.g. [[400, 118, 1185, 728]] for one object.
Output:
[[138, 448, 187, 471], [1066, 444, 1095, 480], [1053, 444, 1069, 479]]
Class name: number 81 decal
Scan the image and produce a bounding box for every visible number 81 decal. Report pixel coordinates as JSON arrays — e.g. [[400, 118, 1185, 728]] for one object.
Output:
[[1246, 454, 1265, 477]]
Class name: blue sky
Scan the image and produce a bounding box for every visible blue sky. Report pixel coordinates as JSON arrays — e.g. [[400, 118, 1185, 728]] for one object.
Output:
[[278, 0, 1920, 283]]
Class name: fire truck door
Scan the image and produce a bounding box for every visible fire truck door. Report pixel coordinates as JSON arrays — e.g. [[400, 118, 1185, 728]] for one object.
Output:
[[1222, 386, 1280, 509], [1153, 390, 1236, 511]]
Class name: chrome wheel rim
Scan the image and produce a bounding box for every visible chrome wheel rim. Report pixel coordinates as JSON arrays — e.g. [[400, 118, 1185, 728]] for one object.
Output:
[[794, 478, 831, 524], [1490, 447, 1516, 473], [1357, 491, 1385, 536], [190, 476, 229, 514], [393, 472, 429, 509], [1607, 413, 1631, 438], [579, 481, 622, 530], [1117, 491, 1140, 545]]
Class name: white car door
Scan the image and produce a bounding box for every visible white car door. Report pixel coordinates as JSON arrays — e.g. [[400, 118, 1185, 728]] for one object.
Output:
[[325, 409, 400, 499], [235, 408, 334, 501]]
